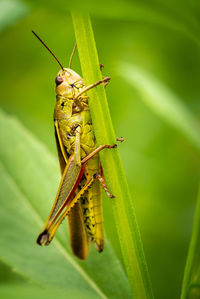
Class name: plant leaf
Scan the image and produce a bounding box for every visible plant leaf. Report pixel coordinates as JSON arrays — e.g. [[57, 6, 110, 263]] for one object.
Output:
[[0, 109, 131, 298], [181, 188, 200, 299], [72, 13, 154, 299], [119, 63, 200, 153], [0, 282, 95, 299]]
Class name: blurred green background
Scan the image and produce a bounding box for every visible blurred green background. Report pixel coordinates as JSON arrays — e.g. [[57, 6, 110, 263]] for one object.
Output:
[[0, 0, 200, 298]]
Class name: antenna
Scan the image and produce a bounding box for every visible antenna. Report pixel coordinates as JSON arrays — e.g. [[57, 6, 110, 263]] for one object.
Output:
[[68, 42, 77, 69], [32, 30, 64, 71]]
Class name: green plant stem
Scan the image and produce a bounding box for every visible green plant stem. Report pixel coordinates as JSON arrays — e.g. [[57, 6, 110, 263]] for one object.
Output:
[[181, 188, 200, 299], [71, 13, 154, 299]]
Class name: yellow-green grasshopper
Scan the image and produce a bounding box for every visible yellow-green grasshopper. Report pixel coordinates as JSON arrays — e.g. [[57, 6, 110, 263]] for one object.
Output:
[[33, 31, 121, 260]]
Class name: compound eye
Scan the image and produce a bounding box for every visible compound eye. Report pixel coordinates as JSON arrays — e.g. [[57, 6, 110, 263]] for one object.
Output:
[[55, 76, 63, 86]]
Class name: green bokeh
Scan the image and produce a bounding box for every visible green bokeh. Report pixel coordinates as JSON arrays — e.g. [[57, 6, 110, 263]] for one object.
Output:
[[0, 1, 200, 298]]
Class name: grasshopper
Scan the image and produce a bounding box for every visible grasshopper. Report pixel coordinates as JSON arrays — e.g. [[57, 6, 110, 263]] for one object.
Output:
[[33, 31, 121, 260]]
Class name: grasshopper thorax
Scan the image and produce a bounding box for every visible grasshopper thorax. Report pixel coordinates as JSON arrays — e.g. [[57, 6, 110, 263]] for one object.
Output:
[[55, 68, 84, 98]]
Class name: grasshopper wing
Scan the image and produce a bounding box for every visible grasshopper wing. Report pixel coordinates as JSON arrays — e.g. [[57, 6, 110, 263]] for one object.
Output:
[[39, 120, 90, 260], [54, 120, 68, 173], [37, 154, 83, 243]]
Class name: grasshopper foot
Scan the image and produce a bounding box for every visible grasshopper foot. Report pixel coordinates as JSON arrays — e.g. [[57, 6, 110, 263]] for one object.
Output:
[[94, 173, 115, 198], [116, 137, 124, 142], [99, 63, 104, 71]]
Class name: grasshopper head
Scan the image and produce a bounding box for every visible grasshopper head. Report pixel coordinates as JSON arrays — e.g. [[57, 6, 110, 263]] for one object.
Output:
[[55, 68, 84, 98]]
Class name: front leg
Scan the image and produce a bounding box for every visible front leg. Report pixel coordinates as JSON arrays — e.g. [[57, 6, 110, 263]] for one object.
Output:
[[73, 77, 111, 102]]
